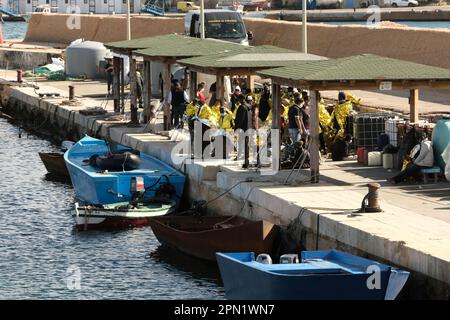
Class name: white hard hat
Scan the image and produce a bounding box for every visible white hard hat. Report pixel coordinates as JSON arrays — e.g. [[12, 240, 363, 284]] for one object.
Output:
[[234, 85, 241, 91], [293, 88, 299, 93]]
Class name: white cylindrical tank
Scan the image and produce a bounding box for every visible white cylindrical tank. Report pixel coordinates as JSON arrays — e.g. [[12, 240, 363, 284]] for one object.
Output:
[[66, 40, 108, 79], [383, 153, 394, 169]]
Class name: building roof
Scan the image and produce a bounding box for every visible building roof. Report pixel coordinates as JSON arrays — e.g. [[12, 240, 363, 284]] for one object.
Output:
[[177, 46, 326, 72], [257, 54, 450, 83]]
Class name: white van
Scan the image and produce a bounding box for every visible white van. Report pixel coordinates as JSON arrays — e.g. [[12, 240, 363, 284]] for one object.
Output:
[[184, 9, 252, 46]]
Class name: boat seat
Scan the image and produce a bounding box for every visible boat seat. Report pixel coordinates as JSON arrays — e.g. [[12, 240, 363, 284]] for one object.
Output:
[[420, 166, 442, 183]]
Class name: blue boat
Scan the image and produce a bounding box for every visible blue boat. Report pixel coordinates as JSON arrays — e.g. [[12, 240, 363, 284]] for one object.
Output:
[[64, 136, 185, 206], [216, 250, 410, 300]]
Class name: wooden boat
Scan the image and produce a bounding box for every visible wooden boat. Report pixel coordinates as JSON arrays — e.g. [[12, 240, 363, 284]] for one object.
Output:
[[148, 215, 278, 261], [216, 250, 410, 300], [38, 152, 69, 178], [74, 199, 176, 230]]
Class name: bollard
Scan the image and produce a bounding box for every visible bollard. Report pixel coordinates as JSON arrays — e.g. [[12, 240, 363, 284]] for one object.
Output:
[[17, 70, 23, 83], [69, 85, 75, 100], [360, 183, 382, 213]]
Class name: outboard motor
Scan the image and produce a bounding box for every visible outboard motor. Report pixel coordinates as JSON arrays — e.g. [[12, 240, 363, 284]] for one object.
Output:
[[130, 177, 145, 202], [280, 254, 299, 264], [256, 254, 272, 264]]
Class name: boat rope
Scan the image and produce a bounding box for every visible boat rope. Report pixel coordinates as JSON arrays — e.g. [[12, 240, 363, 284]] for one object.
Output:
[[205, 180, 245, 207]]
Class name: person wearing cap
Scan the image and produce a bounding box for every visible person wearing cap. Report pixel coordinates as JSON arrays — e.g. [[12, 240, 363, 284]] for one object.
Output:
[[230, 85, 244, 112]]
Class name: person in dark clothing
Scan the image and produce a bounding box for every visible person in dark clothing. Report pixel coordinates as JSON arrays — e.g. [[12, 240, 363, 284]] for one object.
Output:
[[234, 96, 250, 167], [105, 58, 114, 96], [168, 82, 189, 128], [209, 82, 217, 106], [136, 71, 144, 108], [258, 83, 271, 122], [287, 96, 304, 143]]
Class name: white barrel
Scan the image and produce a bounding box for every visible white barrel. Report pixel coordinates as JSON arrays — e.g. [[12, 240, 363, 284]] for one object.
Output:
[[368, 151, 382, 166], [383, 153, 394, 169]]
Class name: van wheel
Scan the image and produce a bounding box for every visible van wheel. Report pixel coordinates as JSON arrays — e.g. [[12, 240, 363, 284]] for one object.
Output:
[[392, 3, 398, 7], [408, 2, 414, 6]]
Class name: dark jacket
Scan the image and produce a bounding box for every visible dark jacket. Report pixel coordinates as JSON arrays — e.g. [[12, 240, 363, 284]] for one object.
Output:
[[234, 104, 249, 131]]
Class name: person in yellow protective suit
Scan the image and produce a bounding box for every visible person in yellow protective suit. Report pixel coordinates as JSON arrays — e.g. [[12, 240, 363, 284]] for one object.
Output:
[[318, 95, 331, 152], [210, 100, 221, 126], [346, 92, 360, 109], [327, 91, 352, 144]]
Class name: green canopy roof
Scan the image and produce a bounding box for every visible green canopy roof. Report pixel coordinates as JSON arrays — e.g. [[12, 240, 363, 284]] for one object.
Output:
[[257, 54, 450, 82], [177, 46, 326, 70], [106, 33, 243, 56]]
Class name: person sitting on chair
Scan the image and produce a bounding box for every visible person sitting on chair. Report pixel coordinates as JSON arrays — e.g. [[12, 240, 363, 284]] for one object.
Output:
[[388, 131, 434, 184]]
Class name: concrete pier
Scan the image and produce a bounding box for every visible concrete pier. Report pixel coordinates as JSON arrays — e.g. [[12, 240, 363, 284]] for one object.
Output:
[[0, 74, 449, 299]]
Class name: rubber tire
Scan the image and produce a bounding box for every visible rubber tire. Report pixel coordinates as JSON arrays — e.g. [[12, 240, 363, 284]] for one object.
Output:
[[408, 3, 414, 6], [392, 3, 398, 7]]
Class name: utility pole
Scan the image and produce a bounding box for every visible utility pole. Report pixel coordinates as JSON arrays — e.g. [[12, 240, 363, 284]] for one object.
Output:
[[126, 0, 131, 40], [200, 0, 205, 39], [302, 0, 307, 53]]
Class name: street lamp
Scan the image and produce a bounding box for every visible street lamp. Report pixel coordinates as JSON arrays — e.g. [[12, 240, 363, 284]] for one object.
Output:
[[127, 0, 131, 40], [200, 0, 205, 39], [302, 0, 307, 53]]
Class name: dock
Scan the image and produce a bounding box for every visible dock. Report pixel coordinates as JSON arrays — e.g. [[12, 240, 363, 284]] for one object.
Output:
[[1, 70, 449, 299]]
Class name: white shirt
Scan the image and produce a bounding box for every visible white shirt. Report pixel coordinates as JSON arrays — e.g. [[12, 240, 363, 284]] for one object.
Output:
[[412, 139, 434, 167]]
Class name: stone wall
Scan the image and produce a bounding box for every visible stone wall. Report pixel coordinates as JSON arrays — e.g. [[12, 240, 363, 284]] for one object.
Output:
[[244, 17, 450, 69], [24, 14, 450, 70], [24, 13, 184, 45]]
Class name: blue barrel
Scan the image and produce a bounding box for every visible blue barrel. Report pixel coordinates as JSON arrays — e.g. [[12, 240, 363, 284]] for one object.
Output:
[[432, 119, 450, 169]]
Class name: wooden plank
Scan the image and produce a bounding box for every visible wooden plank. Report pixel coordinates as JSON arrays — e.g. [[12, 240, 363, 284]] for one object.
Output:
[[310, 90, 320, 183], [271, 83, 281, 174], [409, 88, 419, 123]]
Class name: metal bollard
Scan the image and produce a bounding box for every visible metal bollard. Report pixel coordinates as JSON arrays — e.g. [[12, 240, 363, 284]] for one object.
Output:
[[69, 85, 75, 100], [361, 183, 382, 213], [17, 70, 23, 83]]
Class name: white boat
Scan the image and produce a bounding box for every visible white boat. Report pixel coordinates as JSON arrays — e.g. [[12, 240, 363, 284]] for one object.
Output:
[[74, 199, 176, 230]]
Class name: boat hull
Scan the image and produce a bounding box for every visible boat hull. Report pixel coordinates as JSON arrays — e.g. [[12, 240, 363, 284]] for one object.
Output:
[[74, 201, 176, 230], [216, 251, 410, 300], [148, 216, 278, 261], [38, 152, 69, 177]]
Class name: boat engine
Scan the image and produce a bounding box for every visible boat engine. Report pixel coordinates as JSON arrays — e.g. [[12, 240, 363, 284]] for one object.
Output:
[[130, 177, 145, 201], [280, 254, 299, 264], [256, 254, 272, 264]]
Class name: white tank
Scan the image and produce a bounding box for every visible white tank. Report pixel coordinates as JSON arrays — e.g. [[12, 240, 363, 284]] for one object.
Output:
[[66, 40, 108, 79]]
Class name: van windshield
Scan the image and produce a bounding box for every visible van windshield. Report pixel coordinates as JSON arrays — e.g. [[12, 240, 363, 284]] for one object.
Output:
[[205, 12, 246, 40]]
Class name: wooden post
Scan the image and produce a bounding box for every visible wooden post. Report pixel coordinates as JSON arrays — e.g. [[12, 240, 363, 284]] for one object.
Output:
[[189, 70, 197, 102], [310, 90, 320, 183], [247, 74, 255, 92], [271, 83, 281, 173], [113, 56, 120, 112], [216, 74, 225, 105], [409, 88, 419, 123], [120, 57, 125, 114], [129, 55, 138, 124], [163, 62, 172, 130], [143, 60, 151, 109]]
